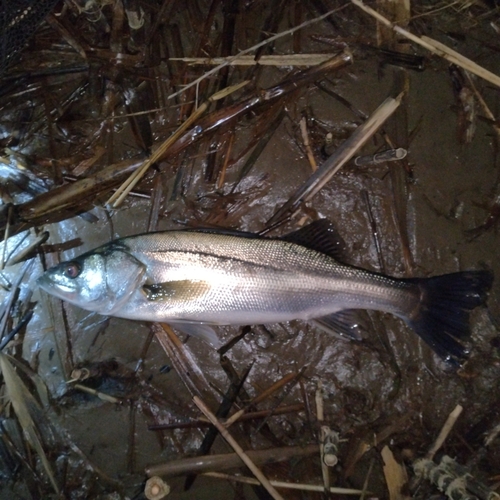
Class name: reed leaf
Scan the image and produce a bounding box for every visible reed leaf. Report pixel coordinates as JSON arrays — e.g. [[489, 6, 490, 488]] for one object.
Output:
[[0, 352, 59, 493]]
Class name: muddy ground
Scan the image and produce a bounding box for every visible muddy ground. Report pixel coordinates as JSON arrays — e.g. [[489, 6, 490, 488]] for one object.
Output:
[[1, 1, 500, 499]]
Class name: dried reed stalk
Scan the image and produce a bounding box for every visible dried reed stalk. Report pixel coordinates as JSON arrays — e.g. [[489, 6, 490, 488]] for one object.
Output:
[[268, 93, 403, 226], [107, 81, 248, 208], [351, 0, 500, 88], [166, 5, 348, 101], [203, 471, 367, 495], [145, 443, 318, 477], [171, 54, 335, 66]]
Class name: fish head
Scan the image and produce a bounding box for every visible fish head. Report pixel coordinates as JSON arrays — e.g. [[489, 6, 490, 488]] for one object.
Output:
[[37, 245, 146, 315]]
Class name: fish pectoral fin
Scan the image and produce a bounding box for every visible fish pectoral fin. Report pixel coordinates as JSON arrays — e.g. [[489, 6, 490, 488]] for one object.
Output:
[[313, 309, 370, 341], [169, 322, 222, 349], [142, 279, 211, 302]]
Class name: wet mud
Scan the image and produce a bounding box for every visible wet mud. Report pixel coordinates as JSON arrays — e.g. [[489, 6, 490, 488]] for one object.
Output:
[[1, 1, 500, 499]]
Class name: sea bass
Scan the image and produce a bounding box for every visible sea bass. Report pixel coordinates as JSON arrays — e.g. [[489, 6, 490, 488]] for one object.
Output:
[[37, 220, 492, 364]]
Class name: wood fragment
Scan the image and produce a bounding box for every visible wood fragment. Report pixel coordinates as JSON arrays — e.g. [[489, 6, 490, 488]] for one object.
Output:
[[193, 396, 285, 500], [463, 71, 500, 142], [72, 383, 121, 404], [381, 445, 410, 500], [6, 231, 49, 267], [12, 157, 142, 229], [427, 404, 463, 460]]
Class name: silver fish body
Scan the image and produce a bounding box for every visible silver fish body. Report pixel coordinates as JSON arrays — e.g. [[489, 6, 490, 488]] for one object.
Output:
[[37, 221, 492, 363]]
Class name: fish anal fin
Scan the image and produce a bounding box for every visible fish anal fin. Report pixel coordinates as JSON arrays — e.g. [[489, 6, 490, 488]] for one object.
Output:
[[280, 219, 348, 262], [169, 322, 222, 349], [142, 280, 211, 302], [313, 309, 370, 341]]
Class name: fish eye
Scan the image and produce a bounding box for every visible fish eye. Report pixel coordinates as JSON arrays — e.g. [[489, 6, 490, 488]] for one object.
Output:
[[64, 262, 81, 279]]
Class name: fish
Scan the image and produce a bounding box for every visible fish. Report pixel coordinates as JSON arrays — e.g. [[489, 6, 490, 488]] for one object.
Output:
[[37, 220, 493, 364]]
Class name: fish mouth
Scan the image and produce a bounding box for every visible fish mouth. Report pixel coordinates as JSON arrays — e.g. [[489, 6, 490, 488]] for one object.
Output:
[[37, 275, 77, 300]]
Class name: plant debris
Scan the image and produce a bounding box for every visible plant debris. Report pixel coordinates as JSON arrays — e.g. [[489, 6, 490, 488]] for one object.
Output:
[[1, 0, 500, 499]]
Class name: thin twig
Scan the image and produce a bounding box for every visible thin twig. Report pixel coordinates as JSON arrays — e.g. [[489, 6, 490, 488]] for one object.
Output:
[[217, 132, 234, 189], [360, 457, 375, 500], [193, 396, 285, 500], [72, 383, 121, 404], [1, 205, 12, 270], [300, 117, 318, 171], [224, 371, 298, 427], [148, 404, 304, 430], [463, 71, 500, 141], [153, 324, 219, 407]]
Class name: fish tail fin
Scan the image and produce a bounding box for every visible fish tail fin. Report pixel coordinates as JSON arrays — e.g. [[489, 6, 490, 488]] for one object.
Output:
[[404, 270, 493, 364]]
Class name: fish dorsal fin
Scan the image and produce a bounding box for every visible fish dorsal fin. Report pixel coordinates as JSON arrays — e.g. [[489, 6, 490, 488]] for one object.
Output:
[[185, 227, 258, 238], [280, 219, 347, 262]]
